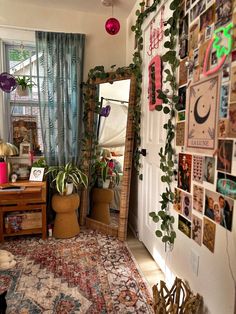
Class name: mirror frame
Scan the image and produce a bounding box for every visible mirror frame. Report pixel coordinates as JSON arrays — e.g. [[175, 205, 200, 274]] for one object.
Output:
[[80, 67, 136, 241]]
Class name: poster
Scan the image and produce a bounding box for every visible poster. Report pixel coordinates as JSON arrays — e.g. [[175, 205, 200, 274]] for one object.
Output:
[[186, 74, 220, 154]]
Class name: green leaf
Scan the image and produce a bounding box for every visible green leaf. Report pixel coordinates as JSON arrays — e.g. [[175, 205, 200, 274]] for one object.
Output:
[[163, 106, 170, 114], [162, 235, 170, 242], [153, 216, 160, 223], [149, 212, 156, 218], [155, 230, 163, 237]]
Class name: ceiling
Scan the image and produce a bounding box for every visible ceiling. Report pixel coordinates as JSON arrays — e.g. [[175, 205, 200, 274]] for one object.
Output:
[[20, 0, 137, 18]]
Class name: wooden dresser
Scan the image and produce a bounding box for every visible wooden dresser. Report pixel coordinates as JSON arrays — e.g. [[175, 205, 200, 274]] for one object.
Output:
[[0, 181, 47, 242]]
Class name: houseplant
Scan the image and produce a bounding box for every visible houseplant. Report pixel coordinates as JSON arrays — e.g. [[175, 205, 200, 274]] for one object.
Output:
[[91, 158, 120, 189], [45, 161, 88, 238], [46, 161, 88, 195], [15, 76, 36, 96]]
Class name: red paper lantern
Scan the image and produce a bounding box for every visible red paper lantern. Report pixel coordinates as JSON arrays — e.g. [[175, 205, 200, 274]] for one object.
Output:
[[105, 17, 120, 35]]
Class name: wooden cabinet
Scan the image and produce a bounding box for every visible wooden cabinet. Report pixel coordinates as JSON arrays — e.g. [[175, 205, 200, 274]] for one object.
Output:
[[0, 181, 47, 242]]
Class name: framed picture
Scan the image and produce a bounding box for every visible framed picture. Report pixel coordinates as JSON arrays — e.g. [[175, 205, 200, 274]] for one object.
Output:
[[29, 167, 45, 182], [12, 116, 38, 151], [19, 142, 31, 157]]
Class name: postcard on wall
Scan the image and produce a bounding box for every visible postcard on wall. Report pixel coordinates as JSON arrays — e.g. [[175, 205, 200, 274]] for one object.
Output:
[[217, 171, 236, 202], [219, 84, 229, 119], [193, 184, 204, 213], [179, 59, 188, 86], [199, 40, 210, 72], [186, 74, 220, 154], [230, 66, 236, 103], [173, 188, 183, 213], [192, 155, 204, 183], [217, 139, 233, 173], [215, 0, 232, 27], [189, 22, 199, 57], [178, 86, 187, 111], [179, 13, 189, 59], [176, 122, 185, 146], [178, 215, 192, 238], [178, 111, 186, 121], [203, 217, 216, 253], [178, 153, 192, 193], [182, 192, 192, 220], [192, 215, 202, 245], [205, 188, 233, 231], [190, 0, 206, 23], [199, 5, 215, 43], [218, 119, 229, 138], [228, 103, 236, 138], [203, 156, 215, 184]]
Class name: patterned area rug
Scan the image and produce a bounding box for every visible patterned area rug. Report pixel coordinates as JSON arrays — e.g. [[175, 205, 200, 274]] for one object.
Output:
[[0, 229, 154, 313]]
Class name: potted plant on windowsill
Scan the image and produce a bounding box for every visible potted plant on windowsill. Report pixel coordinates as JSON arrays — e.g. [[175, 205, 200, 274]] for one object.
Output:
[[15, 76, 36, 97], [45, 161, 88, 238]]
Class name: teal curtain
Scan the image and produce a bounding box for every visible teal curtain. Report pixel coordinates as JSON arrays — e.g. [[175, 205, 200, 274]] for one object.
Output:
[[35, 31, 85, 166]]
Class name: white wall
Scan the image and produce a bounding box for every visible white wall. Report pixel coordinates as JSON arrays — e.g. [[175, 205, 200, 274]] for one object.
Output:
[[0, 0, 127, 78], [127, 1, 236, 314]]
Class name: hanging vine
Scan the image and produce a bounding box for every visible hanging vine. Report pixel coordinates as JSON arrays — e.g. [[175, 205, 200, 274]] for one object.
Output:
[[131, 0, 180, 245]]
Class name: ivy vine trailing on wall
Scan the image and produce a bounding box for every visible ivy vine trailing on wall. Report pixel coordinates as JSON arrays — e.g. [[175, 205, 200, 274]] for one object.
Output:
[[131, 0, 180, 245]]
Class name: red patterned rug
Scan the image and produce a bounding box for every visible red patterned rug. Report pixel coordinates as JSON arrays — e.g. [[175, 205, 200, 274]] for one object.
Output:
[[0, 229, 154, 313]]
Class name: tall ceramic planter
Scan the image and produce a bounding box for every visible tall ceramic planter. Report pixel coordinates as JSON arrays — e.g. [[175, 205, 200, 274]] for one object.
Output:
[[52, 193, 80, 238]]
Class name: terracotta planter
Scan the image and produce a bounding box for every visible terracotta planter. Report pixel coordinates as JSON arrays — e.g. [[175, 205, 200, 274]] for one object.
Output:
[[52, 193, 80, 238]]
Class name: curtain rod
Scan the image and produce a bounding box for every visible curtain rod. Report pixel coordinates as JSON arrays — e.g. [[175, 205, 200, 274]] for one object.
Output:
[[101, 97, 128, 104]]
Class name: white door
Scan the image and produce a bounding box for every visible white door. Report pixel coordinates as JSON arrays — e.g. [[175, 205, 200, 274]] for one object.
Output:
[[138, 1, 173, 273]]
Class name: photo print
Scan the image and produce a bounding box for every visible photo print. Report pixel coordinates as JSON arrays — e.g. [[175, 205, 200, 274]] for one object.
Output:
[[178, 215, 192, 238], [211, 51, 218, 66], [178, 153, 192, 193], [186, 75, 220, 154], [179, 11, 189, 59], [192, 215, 203, 245], [192, 155, 204, 183], [178, 111, 186, 121], [228, 103, 236, 137], [217, 139, 233, 173], [198, 39, 211, 72], [222, 63, 230, 82], [217, 171, 236, 201], [203, 217, 216, 253], [232, 50, 236, 63], [199, 5, 215, 42], [204, 156, 215, 184], [193, 184, 204, 213], [179, 59, 188, 86], [178, 86, 187, 111], [218, 119, 229, 138], [205, 188, 234, 230], [173, 188, 183, 213], [176, 122, 185, 146], [190, 0, 206, 23], [219, 84, 229, 118], [182, 192, 192, 220], [193, 66, 201, 83], [215, 0, 232, 27], [189, 22, 199, 57], [194, 48, 199, 66], [205, 24, 214, 40], [230, 66, 236, 103]]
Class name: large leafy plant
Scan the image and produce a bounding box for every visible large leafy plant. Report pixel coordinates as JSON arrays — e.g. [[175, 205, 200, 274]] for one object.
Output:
[[131, 0, 180, 245], [46, 161, 88, 195]]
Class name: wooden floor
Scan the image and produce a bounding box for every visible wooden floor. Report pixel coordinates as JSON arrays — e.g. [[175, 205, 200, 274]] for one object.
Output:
[[126, 231, 165, 288]]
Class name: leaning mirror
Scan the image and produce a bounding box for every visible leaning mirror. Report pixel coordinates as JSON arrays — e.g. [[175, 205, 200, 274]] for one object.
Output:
[[80, 67, 136, 241]]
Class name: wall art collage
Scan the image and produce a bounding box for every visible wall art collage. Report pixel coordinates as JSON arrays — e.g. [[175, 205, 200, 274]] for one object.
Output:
[[174, 0, 235, 253]]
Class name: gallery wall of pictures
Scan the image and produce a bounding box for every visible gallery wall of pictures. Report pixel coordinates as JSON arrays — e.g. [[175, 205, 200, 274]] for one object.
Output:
[[174, 0, 235, 254]]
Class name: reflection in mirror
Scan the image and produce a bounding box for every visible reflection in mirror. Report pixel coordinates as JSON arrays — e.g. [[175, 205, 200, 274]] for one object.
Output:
[[96, 80, 130, 227], [80, 68, 136, 241]]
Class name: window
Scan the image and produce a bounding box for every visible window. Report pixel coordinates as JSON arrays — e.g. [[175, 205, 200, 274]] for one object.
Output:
[[5, 44, 43, 155]]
